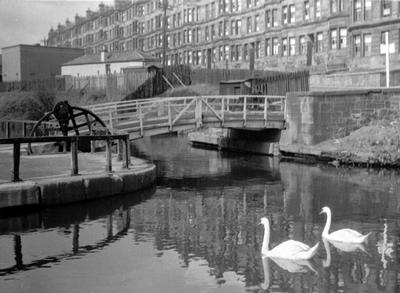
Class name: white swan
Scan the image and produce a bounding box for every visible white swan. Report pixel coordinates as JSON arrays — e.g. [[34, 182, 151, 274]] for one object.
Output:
[[320, 206, 371, 244], [270, 257, 318, 274], [260, 217, 319, 260]]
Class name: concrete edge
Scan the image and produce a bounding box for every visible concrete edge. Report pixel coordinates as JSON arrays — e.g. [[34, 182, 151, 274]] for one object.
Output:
[[0, 162, 157, 209]]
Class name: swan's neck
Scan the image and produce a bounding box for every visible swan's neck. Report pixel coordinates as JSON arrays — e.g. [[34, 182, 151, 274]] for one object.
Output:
[[322, 238, 331, 267], [322, 210, 331, 237], [262, 223, 270, 253]]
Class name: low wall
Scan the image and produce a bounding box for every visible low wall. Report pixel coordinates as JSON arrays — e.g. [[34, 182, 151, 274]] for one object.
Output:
[[310, 69, 400, 89], [281, 88, 400, 145]]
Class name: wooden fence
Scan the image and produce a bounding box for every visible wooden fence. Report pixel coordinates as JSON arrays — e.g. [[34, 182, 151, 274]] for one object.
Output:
[[0, 77, 66, 92], [64, 70, 153, 100], [250, 71, 309, 95], [124, 64, 191, 100], [191, 69, 282, 85]]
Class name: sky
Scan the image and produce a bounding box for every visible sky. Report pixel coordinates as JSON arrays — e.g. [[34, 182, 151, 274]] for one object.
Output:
[[0, 0, 114, 51]]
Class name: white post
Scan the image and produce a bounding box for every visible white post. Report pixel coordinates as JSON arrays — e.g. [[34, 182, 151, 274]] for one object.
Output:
[[221, 97, 225, 124], [168, 101, 172, 130], [385, 32, 390, 88]]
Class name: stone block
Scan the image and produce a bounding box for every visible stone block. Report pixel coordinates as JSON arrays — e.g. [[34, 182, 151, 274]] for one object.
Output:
[[38, 176, 85, 206], [0, 181, 40, 209], [84, 173, 123, 199], [119, 166, 156, 194]]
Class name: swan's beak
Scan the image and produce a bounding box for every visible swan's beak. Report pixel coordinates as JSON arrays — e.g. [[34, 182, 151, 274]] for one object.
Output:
[[319, 210, 324, 215]]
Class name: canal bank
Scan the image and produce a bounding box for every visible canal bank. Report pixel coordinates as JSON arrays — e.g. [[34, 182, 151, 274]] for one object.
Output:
[[0, 151, 156, 209], [189, 87, 400, 167]]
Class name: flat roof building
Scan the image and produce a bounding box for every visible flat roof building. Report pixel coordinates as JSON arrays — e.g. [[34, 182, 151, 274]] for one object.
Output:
[[1, 44, 84, 82]]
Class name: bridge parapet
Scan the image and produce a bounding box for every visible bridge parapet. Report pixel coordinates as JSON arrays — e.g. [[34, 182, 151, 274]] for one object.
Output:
[[87, 95, 286, 139]]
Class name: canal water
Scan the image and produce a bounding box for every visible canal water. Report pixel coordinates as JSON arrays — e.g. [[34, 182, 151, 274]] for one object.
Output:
[[0, 135, 399, 293]]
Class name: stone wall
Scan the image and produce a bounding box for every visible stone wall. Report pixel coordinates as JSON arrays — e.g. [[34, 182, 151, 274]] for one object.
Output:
[[281, 88, 400, 145]]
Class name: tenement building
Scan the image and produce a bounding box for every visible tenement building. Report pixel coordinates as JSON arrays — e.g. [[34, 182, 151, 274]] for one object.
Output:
[[47, 0, 400, 71]]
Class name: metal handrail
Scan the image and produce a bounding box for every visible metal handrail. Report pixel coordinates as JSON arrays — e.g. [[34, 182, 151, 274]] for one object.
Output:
[[0, 134, 131, 182]]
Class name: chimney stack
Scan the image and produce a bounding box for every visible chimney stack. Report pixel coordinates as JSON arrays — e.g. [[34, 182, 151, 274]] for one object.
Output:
[[99, 3, 105, 13], [86, 8, 92, 18]]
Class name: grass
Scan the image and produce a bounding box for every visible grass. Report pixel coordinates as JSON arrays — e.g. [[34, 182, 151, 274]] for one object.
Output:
[[0, 89, 109, 120], [0, 83, 219, 121]]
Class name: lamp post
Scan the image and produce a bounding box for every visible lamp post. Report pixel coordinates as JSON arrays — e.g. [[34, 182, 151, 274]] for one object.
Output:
[[162, 0, 168, 67]]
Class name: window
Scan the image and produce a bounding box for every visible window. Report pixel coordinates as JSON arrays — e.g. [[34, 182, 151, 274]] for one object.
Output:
[[247, 0, 252, 9], [289, 37, 296, 55], [255, 15, 260, 32], [232, 0, 241, 12], [265, 38, 271, 56], [219, 0, 225, 14], [339, 28, 347, 48], [299, 36, 307, 54], [316, 32, 323, 52], [354, 0, 361, 21], [211, 2, 216, 18], [381, 31, 388, 48], [315, 0, 321, 18], [247, 16, 252, 33], [255, 41, 261, 58], [219, 46, 224, 61], [363, 34, 372, 56], [188, 8, 193, 22], [265, 10, 271, 28], [289, 5, 295, 23], [331, 0, 337, 13], [272, 9, 278, 27], [382, 0, 391, 16], [231, 19, 241, 35], [211, 24, 215, 39], [364, 0, 372, 20], [353, 34, 361, 56], [282, 6, 288, 24], [244, 43, 249, 60], [272, 37, 279, 55], [282, 38, 288, 56], [304, 1, 310, 20], [330, 29, 337, 49]]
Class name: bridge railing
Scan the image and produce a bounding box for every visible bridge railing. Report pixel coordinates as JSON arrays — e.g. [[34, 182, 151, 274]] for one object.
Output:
[[86, 95, 285, 137]]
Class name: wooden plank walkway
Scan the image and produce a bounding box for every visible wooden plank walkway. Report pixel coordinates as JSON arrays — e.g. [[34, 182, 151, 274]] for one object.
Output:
[[87, 95, 286, 139]]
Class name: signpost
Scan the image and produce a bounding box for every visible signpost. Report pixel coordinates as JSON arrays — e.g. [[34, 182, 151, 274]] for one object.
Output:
[[380, 32, 395, 88]]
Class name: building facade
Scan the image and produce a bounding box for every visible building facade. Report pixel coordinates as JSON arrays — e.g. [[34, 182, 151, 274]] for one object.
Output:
[[1, 45, 84, 82], [47, 0, 400, 71], [61, 50, 160, 76]]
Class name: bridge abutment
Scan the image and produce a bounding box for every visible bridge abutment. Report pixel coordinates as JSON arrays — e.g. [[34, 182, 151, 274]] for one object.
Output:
[[189, 128, 282, 155], [280, 88, 400, 146]]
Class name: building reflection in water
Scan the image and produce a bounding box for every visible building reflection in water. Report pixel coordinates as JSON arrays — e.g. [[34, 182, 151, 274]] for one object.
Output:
[[1, 147, 400, 292]]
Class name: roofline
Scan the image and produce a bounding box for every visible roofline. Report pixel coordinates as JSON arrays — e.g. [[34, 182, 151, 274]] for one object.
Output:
[[2, 44, 84, 51]]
